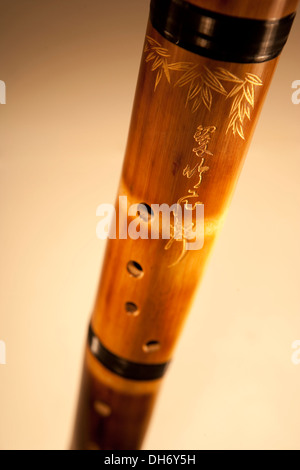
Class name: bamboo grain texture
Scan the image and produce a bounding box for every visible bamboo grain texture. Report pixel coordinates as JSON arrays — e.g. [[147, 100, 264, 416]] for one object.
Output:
[[72, 0, 298, 450]]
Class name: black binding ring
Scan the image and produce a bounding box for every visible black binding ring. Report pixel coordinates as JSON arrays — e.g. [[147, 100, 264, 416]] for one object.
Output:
[[150, 0, 296, 63], [88, 325, 169, 381]]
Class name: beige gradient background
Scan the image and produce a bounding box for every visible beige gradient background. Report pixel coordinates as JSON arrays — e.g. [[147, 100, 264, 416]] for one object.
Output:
[[0, 0, 299, 450]]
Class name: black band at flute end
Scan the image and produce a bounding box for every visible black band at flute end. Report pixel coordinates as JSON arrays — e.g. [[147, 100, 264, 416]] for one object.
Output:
[[88, 326, 170, 381], [150, 0, 296, 63]]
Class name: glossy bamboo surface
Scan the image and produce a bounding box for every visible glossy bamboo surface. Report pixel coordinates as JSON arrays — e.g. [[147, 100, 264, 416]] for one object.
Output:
[[72, 1, 298, 450], [91, 22, 278, 365]]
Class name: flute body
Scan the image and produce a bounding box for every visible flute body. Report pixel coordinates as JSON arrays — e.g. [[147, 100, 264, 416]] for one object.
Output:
[[72, 0, 298, 450]]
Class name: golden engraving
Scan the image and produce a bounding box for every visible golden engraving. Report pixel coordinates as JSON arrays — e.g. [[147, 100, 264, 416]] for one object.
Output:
[[144, 36, 190, 90], [165, 125, 216, 266], [175, 64, 226, 112], [214, 69, 263, 139], [144, 37, 263, 140]]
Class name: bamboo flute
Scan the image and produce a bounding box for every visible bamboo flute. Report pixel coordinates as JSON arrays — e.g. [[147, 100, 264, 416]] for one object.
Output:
[[72, 0, 298, 450]]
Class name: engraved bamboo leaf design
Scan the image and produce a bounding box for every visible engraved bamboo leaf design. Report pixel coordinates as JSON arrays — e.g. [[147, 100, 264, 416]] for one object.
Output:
[[144, 36, 191, 89], [144, 38, 263, 139], [174, 64, 227, 112], [215, 68, 263, 139]]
